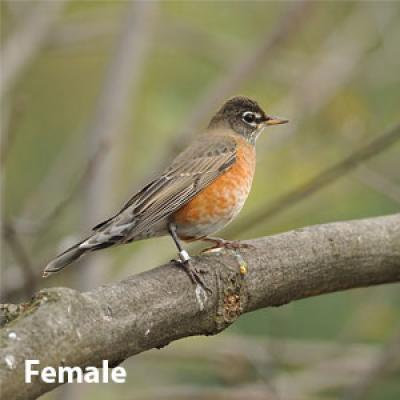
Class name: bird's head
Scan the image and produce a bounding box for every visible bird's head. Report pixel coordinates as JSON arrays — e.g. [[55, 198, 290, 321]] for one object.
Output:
[[209, 96, 288, 143]]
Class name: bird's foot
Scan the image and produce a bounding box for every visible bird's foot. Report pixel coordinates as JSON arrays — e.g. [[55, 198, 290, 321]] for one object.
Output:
[[172, 250, 211, 293], [201, 237, 252, 252]]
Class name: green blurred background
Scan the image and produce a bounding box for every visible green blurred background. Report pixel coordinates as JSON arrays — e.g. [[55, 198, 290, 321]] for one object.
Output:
[[1, 1, 399, 399]]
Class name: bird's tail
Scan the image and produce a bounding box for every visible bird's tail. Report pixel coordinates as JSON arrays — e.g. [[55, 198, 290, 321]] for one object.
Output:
[[43, 241, 87, 278]]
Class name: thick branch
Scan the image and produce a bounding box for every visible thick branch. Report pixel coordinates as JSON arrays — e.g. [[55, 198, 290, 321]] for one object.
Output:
[[1, 214, 399, 399]]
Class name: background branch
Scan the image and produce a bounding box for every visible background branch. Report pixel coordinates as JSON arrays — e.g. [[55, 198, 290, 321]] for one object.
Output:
[[0, 0, 68, 99], [341, 329, 400, 400], [2, 221, 37, 298], [1, 214, 399, 399], [81, 1, 158, 288]]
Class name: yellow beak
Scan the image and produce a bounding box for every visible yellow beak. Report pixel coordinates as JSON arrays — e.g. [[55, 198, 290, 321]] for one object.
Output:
[[265, 116, 289, 126]]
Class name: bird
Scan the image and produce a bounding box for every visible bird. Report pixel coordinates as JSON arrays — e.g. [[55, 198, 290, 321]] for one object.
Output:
[[43, 96, 288, 285]]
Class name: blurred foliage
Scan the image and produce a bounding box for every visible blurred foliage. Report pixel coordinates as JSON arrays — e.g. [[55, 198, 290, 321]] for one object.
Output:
[[1, 1, 400, 399]]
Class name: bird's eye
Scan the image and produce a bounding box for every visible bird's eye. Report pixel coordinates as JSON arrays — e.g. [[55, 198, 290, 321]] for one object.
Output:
[[242, 111, 256, 125]]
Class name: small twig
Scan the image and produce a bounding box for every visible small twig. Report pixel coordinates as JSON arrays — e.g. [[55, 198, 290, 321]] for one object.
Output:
[[353, 165, 400, 205], [25, 141, 109, 234], [0, 97, 26, 166], [2, 222, 37, 297], [341, 125, 400, 206]]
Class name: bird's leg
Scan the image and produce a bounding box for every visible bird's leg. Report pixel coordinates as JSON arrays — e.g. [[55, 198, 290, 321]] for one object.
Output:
[[201, 236, 252, 252], [167, 223, 209, 290]]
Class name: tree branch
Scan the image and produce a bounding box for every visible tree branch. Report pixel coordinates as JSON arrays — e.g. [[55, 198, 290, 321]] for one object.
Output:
[[1, 214, 399, 399]]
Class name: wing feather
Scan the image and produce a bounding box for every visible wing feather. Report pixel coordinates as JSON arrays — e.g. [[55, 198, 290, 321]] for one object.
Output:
[[86, 133, 237, 247]]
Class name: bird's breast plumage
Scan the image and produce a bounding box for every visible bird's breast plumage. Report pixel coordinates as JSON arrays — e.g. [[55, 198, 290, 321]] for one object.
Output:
[[172, 136, 256, 239]]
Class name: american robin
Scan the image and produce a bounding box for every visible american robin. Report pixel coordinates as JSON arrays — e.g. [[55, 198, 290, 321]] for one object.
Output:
[[43, 96, 287, 284]]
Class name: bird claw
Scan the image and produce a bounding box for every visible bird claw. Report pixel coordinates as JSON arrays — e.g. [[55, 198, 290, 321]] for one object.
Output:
[[202, 239, 253, 252], [171, 256, 211, 293]]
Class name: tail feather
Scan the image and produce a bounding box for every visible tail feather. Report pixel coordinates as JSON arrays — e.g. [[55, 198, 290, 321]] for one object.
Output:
[[43, 243, 87, 278]]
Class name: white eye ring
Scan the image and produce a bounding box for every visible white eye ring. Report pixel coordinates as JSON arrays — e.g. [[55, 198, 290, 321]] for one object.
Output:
[[242, 111, 257, 127]]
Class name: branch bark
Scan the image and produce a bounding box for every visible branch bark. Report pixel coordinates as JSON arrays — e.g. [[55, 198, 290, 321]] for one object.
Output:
[[1, 214, 399, 399]]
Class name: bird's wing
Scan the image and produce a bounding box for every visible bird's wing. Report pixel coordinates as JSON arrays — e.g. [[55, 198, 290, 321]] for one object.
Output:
[[84, 134, 237, 247]]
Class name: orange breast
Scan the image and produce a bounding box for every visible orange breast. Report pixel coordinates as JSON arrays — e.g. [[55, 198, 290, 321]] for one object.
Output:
[[173, 136, 255, 238]]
